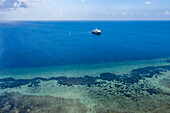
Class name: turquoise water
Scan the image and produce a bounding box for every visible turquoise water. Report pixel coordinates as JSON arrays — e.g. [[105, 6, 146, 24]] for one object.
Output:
[[0, 21, 170, 113], [0, 21, 170, 69]]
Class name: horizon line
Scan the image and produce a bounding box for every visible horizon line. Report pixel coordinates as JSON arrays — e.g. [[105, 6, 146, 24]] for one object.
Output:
[[1, 19, 170, 22]]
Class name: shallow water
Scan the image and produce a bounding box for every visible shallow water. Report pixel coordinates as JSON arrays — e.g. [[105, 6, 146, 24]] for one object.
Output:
[[0, 21, 170, 113]]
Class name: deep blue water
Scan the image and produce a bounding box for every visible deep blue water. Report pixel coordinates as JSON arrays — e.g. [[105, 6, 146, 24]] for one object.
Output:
[[0, 21, 170, 69]]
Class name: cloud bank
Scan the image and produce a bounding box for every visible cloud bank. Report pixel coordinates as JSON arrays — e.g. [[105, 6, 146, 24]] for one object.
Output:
[[145, 1, 152, 5], [0, 0, 44, 11], [164, 11, 170, 15]]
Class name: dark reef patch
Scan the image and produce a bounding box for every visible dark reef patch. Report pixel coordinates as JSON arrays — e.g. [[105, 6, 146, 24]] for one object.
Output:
[[1, 65, 170, 88], [131, 66, 168, 78], [146, 88, 170, 96], [56, 75, 98, 86], [0, 77, 46, 89], [1, 65, 170, 97], [167, 60, 170, 63], [100, 73, 118, 81], [0, 92, 87, 113]]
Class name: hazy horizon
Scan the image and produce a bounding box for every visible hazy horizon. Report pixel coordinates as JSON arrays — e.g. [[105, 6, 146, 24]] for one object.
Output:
[[0, 0, 170, 20]]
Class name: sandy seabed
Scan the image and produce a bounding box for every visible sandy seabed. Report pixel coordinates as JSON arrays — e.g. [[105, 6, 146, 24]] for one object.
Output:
[[0, 58, 170, 113]]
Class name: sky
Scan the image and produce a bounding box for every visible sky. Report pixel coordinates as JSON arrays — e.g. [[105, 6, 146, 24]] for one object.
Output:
[[0, 0, 170, 20]]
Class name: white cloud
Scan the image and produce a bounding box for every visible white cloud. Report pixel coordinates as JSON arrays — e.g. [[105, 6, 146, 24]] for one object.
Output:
[[121, 12, 126, 15], [145, 2, 152, 5], [81, 0, 85, 2], [0, 0, 45, 11], [164, 11, 170, 15]]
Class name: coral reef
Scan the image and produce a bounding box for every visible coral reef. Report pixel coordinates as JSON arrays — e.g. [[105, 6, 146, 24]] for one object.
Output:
[[1, 65, 170, 113], [0, 92, 87, 113]]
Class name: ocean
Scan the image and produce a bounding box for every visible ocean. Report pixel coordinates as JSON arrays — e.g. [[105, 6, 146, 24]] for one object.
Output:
[[0, 21, 170, 113], [0, 21, 170, 69]]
